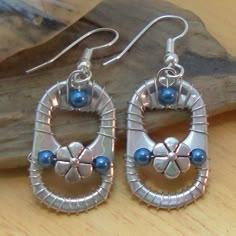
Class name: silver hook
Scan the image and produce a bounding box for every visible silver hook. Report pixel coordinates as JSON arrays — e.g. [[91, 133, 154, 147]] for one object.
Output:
[[26, 28, 119, 74], [103, 15, 188, 66]]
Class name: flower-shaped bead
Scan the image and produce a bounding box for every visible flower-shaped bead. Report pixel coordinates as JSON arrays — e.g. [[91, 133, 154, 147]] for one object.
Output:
[[55, 142, 93, 183], [153, 137, 191, 179]]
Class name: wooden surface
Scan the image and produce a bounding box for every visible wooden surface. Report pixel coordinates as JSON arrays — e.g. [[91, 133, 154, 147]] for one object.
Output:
[[1, 0, 236, 168], [1, 111, 236, 235], [1, 0, 236, 235], [0, 0, 100, 61]]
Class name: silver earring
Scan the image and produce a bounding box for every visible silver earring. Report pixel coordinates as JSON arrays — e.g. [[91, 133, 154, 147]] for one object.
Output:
[[105, 15, 208, 209], [27, 28, 119, 213]]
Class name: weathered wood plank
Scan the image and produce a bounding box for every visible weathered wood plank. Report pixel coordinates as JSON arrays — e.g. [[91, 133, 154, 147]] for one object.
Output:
[[0, 0, 236, 168], [0, 0, 101, 61]]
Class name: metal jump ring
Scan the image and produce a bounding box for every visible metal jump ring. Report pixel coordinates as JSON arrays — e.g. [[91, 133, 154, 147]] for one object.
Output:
[[165, 64, 184, 79], [68, 69, 93, 88], [156, 67, 177, 78], [156, 67, 177, 87]]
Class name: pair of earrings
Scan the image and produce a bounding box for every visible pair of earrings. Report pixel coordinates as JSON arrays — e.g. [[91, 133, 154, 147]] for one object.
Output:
[[27, 15, 208, 213]]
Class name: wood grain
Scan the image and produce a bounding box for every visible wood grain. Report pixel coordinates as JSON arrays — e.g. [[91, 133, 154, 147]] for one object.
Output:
[[0, 0, 101, 61], [1, 0, 236, 168], [0, 0, 236, 235], [169, 0, 236, 55]]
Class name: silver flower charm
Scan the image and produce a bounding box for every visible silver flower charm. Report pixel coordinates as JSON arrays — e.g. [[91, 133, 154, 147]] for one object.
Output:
[[153, 137, 191, 179], [55, 142, 93, 183]]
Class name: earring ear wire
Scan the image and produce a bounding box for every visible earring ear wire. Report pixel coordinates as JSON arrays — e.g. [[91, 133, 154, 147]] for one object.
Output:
[[26, 28, 119, 74], [103, 15, 188, 66], [121, 15, 208, 209], [28, 28, 118, 213]]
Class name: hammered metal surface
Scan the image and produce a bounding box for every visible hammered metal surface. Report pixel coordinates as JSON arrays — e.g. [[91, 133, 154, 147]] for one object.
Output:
[[126, 78, 209, 209], [29, 80, 115, 213]]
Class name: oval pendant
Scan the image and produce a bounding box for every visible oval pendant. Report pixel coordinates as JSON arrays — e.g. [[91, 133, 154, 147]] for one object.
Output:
[[29, 80, 116, 213], [126, 77, 208, 209]]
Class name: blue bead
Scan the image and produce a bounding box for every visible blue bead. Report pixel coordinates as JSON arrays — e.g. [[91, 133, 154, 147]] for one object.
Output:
[[93, 156, 111, 173], [158, 87, 177, 105], [134, 148, 152, 165], [69, 89, 89, 108], [38, 150, 55, 167], [190, 148, 207, 166]]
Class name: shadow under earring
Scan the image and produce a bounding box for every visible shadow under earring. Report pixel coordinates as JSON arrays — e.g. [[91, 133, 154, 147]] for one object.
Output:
[[27, 28, 118, 213], [105, 15, 208, 209]]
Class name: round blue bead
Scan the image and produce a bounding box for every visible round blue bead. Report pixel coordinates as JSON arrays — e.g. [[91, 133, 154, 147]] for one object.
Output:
[[38, 150, 55, 167], [190, 148, 207, 166], [134, 148, 152, 165], [69, 89, 89, 108], [93, 156, 111, 173], [158, 87, 177, 105]]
